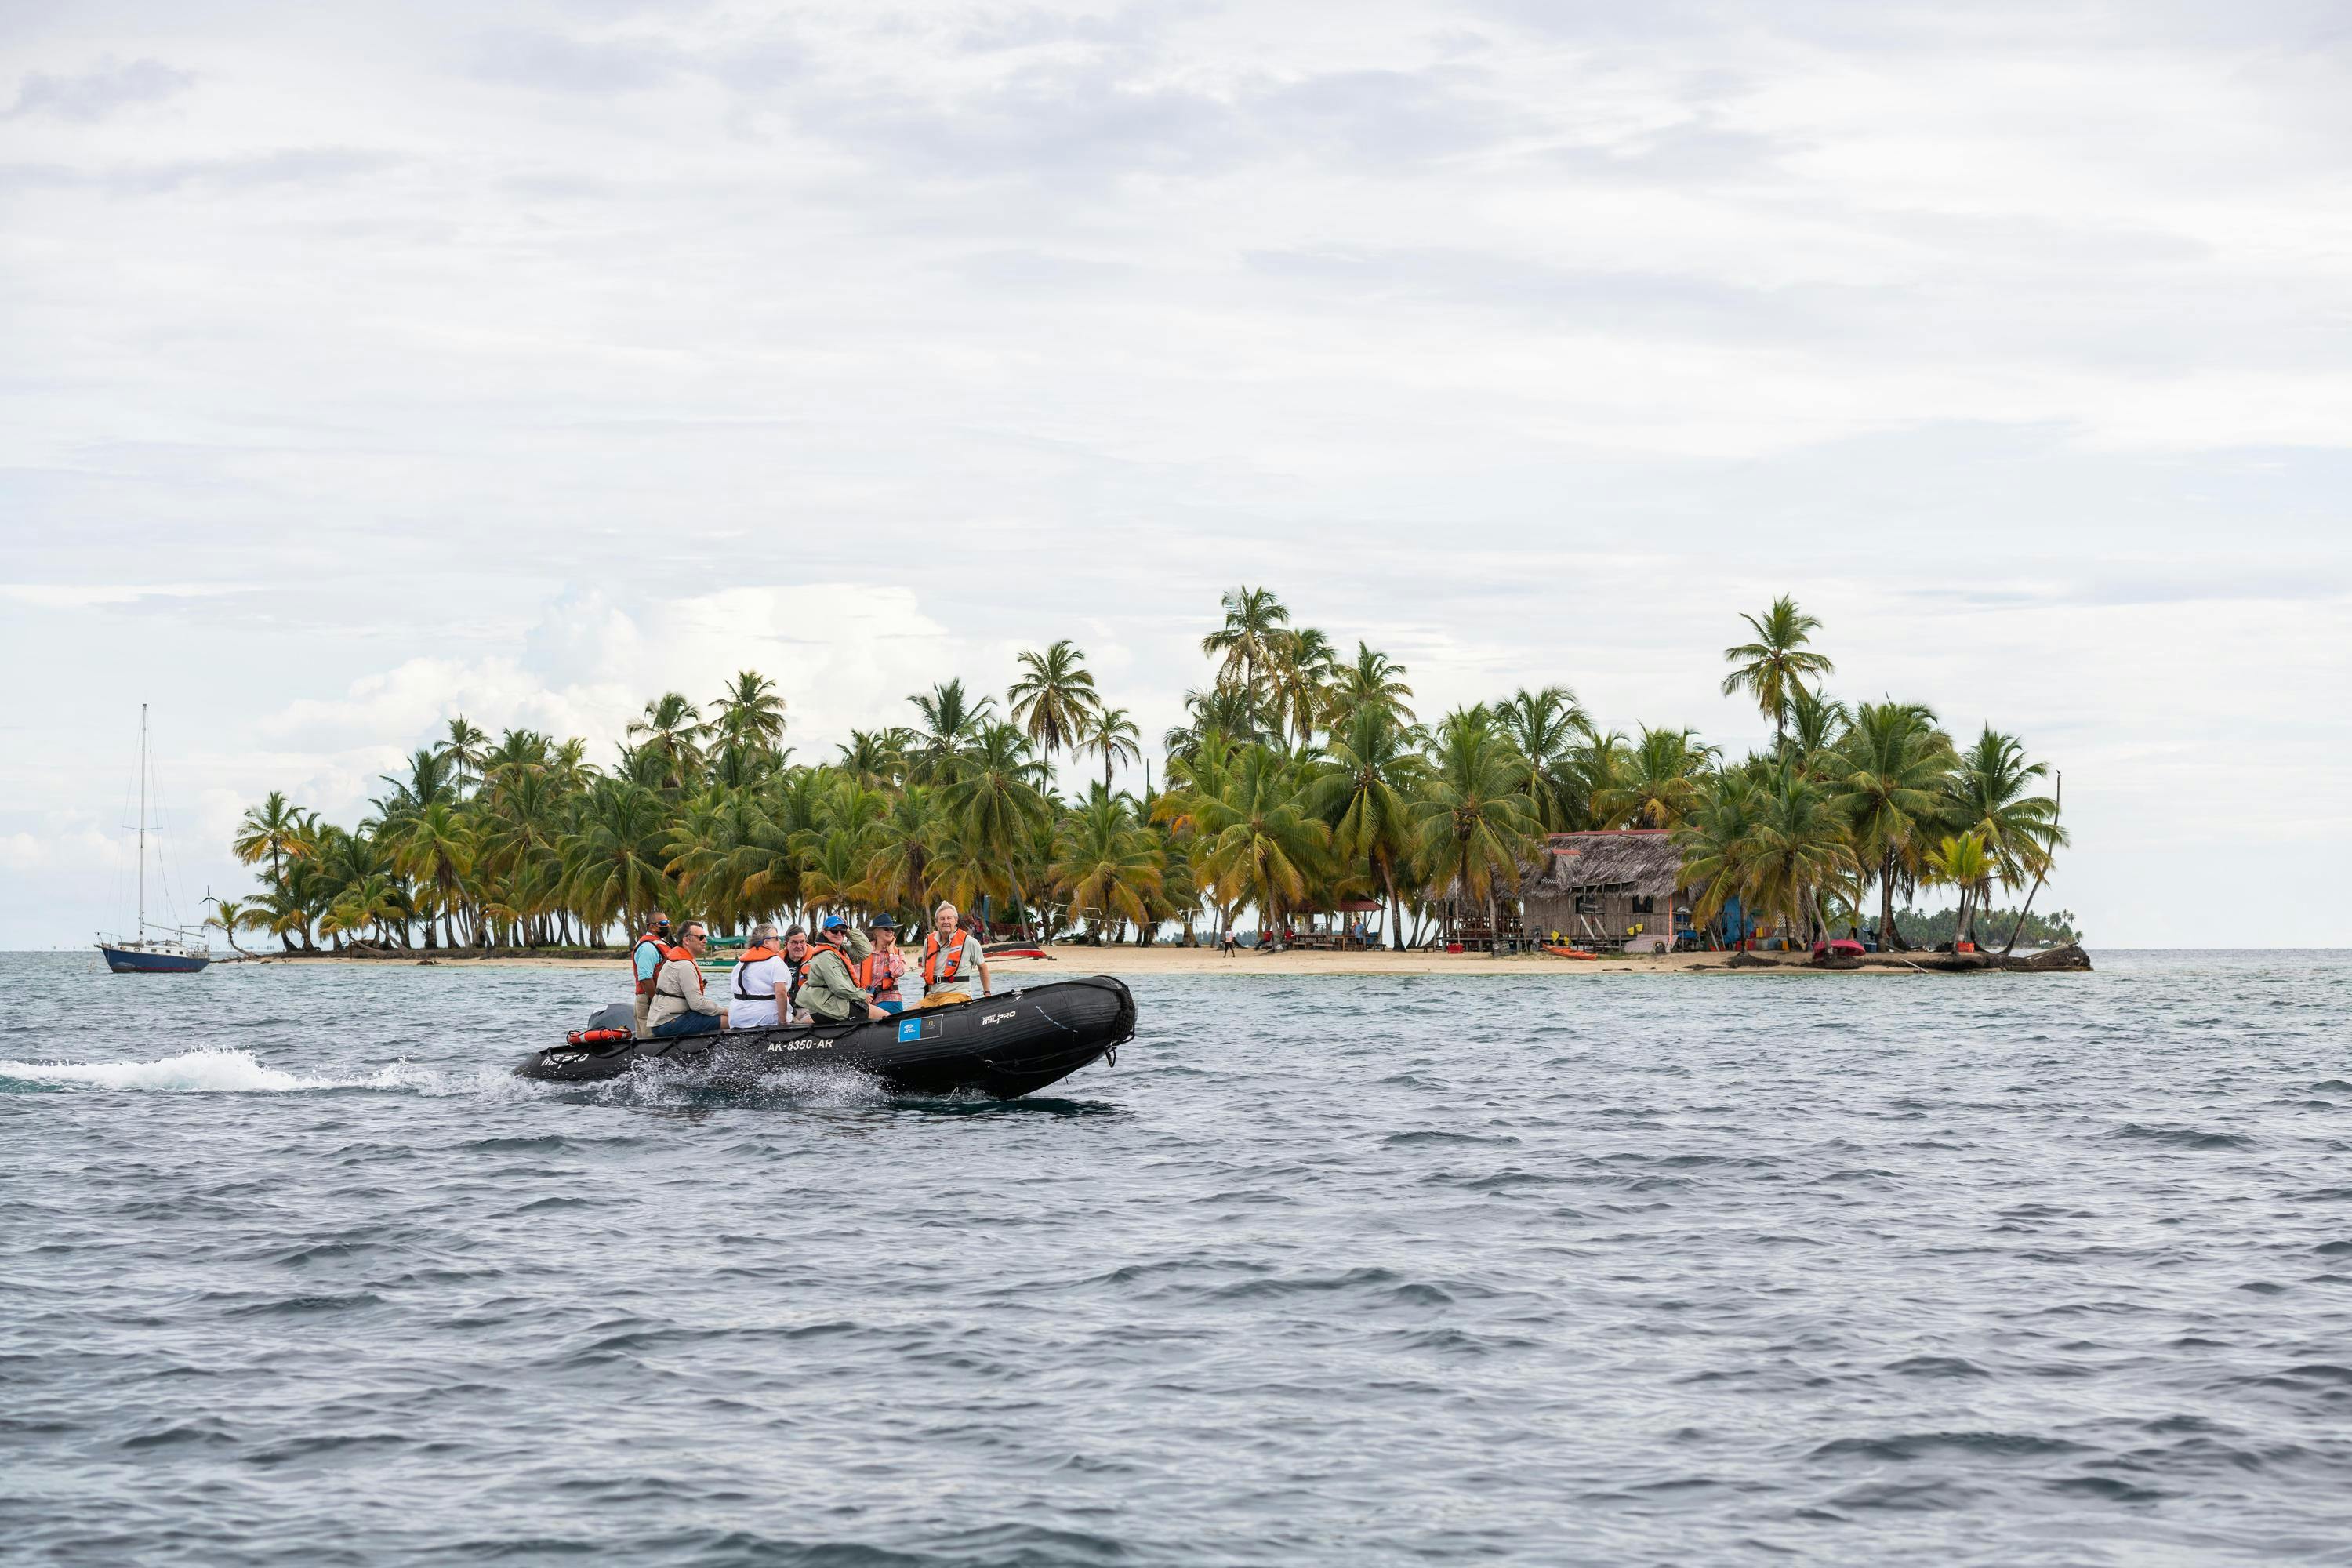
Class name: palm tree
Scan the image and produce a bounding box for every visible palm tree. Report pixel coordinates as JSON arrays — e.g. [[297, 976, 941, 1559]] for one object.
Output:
[[563, 779, 673, 939], [908, 679, 996, 785], [713, 669, 786, 746], [1201, 586, 1290, 710], [1080, 706, 1143, 793], [1740, 768, 1860, 946], [481, 768, 567, 946], [377, 747, 460, 815], [1783, 685, 1851, 775], [1267, 626, 1338, 747], [437, 717, 490, 787], [1722, 596, 1835, 750], [837, 728, 911, 790], [1331, 643, 1416, 727], [1050, 786, 1165, 939], [865, 784, 946, 921], [938, 722, 1051, 937], [1494, 687, 1589, 832], [626, 693, 709, 792], [1163, 686, 1261, 763], [1412, 710, 1541, 949], [1192, 746, 1327, 938], [1007, 640, 1102, 766], [1562, 728, 1635, 833], [1829, 701, 1955, 949], [1673, 766, 1766, 940], [206, 896, 263, 957], [386, 799, 476, 947], [1310, 707, 1427, 949], [731, 768, 828, 921], [711, 670, 787, 783], [1924, 830, 1995, 947], [320, 873, 404, 949], [797, 780, 890, 923], [1947, 727, 2066, 892], [232, 791, 313, 892], [1595, 727, 1717, 828]]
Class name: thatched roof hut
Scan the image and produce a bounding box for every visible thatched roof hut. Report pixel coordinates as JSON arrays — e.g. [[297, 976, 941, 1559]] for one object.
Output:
[[1519, 829, 1686, 901], [1520, 829, 1692, 951]]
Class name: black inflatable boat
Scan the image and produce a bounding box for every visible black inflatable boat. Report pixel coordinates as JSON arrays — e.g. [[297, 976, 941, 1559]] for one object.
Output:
[[514, 976, 1136, 1098]]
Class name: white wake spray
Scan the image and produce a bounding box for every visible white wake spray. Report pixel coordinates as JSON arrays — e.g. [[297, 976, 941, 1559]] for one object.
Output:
[[0, 1048, 514, 1096]]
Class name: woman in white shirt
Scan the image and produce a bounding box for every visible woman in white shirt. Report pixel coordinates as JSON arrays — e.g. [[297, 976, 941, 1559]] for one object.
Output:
[[728, 922, 793, 1029]]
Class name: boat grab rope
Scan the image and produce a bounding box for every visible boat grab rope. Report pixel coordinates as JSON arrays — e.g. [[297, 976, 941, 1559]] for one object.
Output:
[[982, 996, 1117, 1071]]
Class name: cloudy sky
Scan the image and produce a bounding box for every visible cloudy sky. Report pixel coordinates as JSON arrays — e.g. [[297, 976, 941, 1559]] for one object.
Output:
[[3, 1, 2347, 949]]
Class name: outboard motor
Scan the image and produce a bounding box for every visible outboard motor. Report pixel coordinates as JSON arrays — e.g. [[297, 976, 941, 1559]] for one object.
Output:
[[565, 1000, 637, 1045]]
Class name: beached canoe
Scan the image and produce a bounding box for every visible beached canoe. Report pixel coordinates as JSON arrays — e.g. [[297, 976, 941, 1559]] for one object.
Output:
[[514, 976, 1136, 1098], [1544, 944, 1599, 960]]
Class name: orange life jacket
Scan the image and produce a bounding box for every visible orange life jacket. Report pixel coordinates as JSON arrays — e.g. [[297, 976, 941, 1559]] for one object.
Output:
[[635, 931, 682, 992], [631, 928, 673, 995], [650, 944, 699, 996], [731, 944, 782, 1002], [789, 938, 847, 1010], [924, 929, 975, 987]]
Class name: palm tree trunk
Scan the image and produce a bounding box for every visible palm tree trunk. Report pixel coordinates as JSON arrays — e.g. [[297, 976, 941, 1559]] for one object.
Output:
[[1879, 848, 1899, 951], [1381, 857, 1403, 952]]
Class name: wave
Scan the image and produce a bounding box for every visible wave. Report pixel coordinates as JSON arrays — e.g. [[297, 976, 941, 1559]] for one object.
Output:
[[0, 1047, 503, 1096], [0, 1047, 895, 1108]]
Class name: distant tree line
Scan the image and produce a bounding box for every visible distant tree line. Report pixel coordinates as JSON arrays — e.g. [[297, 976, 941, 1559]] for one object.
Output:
[[213, 590, 2067, 955]]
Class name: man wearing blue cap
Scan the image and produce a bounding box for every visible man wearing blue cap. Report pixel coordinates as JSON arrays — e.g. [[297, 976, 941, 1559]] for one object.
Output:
[[789, 915, 887, 1025]]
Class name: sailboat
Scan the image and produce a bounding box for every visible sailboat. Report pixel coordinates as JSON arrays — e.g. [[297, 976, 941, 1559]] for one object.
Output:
[[95, 703, 212, 975]]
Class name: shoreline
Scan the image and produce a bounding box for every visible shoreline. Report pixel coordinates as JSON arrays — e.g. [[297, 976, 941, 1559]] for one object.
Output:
[[225, 946, 2085, 977]]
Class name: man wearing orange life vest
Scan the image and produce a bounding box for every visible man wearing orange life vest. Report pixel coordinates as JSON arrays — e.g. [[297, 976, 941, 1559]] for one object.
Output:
[[644, 920, 728, 1036], [920, 902, 989, 1004], [629, 912, 673, 1039]]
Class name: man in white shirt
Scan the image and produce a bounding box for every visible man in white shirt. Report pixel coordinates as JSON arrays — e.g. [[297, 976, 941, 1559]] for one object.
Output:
[[727, 922, 792, 1030]]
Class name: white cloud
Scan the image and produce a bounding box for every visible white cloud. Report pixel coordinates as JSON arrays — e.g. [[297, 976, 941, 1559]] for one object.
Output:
[[0, 583, 250, 608], [1, 1, 2348, 946]]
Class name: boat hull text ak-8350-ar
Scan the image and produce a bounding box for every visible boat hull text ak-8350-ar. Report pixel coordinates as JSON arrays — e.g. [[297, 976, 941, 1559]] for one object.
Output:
[[514, 977, 1136, 1100]]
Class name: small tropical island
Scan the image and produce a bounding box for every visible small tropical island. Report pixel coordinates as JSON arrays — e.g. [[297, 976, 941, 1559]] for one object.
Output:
[[217, 591, 2074, 970]]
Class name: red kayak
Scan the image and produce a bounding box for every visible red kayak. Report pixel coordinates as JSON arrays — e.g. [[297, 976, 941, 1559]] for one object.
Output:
[[988, 946, 1053, 960]]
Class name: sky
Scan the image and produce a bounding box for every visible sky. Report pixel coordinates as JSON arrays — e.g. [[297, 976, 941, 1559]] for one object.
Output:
[[2, 0, 2348, 949]]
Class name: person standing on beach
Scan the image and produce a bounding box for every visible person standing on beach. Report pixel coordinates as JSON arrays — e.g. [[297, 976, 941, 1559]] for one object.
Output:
[[920, 902, 989, 1001], [630, 912, 673, 1038]]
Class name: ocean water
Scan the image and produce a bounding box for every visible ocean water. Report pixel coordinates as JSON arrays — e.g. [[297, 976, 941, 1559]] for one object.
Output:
[[4, 950, 2350, 1566]]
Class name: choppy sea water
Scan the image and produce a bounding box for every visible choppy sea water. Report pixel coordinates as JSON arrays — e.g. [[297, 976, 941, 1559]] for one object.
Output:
[[4, 950, 2350, 1566]]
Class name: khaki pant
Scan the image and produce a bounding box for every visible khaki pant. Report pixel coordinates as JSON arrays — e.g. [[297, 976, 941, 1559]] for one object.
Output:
[[633, 990, 652, 1040]]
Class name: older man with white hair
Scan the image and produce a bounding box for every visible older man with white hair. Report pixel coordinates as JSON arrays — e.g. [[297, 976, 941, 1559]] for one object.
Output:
[[918, 902, 990, 1004], [726, 922, 790, 1030]]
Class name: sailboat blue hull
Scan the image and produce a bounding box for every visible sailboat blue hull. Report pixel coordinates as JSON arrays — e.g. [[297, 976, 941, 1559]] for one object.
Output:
[[98, 945, 209, 974]]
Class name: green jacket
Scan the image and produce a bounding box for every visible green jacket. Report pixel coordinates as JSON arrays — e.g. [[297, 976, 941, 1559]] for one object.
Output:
[[797, 929, 873, 1023]]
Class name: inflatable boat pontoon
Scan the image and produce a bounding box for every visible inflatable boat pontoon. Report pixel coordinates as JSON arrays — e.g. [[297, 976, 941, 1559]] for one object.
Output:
[[514, 976, 1135, 1099]]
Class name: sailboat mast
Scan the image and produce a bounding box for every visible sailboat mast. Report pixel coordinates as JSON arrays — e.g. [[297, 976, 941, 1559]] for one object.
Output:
[[136, 702, 147, 939]]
